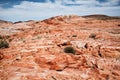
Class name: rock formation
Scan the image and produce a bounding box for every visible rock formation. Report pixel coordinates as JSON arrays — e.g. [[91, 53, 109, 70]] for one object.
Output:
[[0, 15, 120, 80]]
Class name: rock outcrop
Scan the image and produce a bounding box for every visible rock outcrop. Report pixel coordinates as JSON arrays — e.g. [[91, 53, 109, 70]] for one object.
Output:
[[0, 15, 120, 80]]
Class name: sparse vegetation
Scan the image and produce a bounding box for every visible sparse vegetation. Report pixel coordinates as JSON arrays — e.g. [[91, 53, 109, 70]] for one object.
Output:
[[72, 35, 77, 37], [0, 40, 9, 48], [89, 33, 96, 39], [0, 35, 3, 39], [64, 46, 75, 54], [36, 36, 41, 39], [0, 35, 10, 48], [0, 35, 10, 40]]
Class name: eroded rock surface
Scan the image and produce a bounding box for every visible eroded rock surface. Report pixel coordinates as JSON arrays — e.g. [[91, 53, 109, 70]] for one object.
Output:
[[0, 15, 120, 80]]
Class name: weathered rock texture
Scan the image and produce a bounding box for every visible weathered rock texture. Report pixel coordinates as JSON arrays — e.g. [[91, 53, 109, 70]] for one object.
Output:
[[0, 15, 120, 80]]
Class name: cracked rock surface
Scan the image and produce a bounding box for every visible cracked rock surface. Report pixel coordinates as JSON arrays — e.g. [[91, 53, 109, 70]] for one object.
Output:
[[0, 15, 120, 80]]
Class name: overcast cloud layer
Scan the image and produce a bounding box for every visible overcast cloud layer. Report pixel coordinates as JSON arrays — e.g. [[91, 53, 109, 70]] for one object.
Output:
[[0, 0, 120, 22]]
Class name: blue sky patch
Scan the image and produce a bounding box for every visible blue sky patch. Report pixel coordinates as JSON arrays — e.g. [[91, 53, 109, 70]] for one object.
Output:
[[0, 0, 120, 22]]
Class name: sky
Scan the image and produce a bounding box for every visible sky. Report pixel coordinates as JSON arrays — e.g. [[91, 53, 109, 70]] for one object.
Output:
[[0, 0, 120, 22]]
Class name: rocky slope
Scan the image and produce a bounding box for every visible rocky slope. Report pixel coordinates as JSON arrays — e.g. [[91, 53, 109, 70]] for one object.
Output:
[[0, 20, 13, 28], [0, 15, 120, 80]]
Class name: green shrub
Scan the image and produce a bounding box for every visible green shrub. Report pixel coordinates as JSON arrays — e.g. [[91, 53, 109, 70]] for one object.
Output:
[[0, 40, 9, 48], [64, 46, 75, 54], [89, 33, 96, 39], [0, 35, 3, 39]]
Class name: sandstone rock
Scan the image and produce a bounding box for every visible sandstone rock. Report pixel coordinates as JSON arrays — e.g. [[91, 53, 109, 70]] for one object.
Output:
[[0, 52, 4, 60], [0, 15, 120, 80]]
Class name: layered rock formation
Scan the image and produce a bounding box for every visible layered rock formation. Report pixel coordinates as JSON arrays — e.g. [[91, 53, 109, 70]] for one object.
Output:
[[0, 15, 120, 80]]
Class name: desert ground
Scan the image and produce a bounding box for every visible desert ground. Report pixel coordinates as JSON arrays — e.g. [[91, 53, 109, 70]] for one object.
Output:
[[0, 15, 120, 80]]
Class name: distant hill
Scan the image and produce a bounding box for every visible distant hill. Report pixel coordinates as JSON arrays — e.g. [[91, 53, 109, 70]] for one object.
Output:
[[82, 14, 120, 20], [0, 20, 13, 24], [0, 20, 13, 27]]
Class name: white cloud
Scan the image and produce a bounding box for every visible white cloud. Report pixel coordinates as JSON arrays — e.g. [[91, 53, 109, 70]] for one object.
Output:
[[0, 0, 120, 22], [63, 0, 99, 6]]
